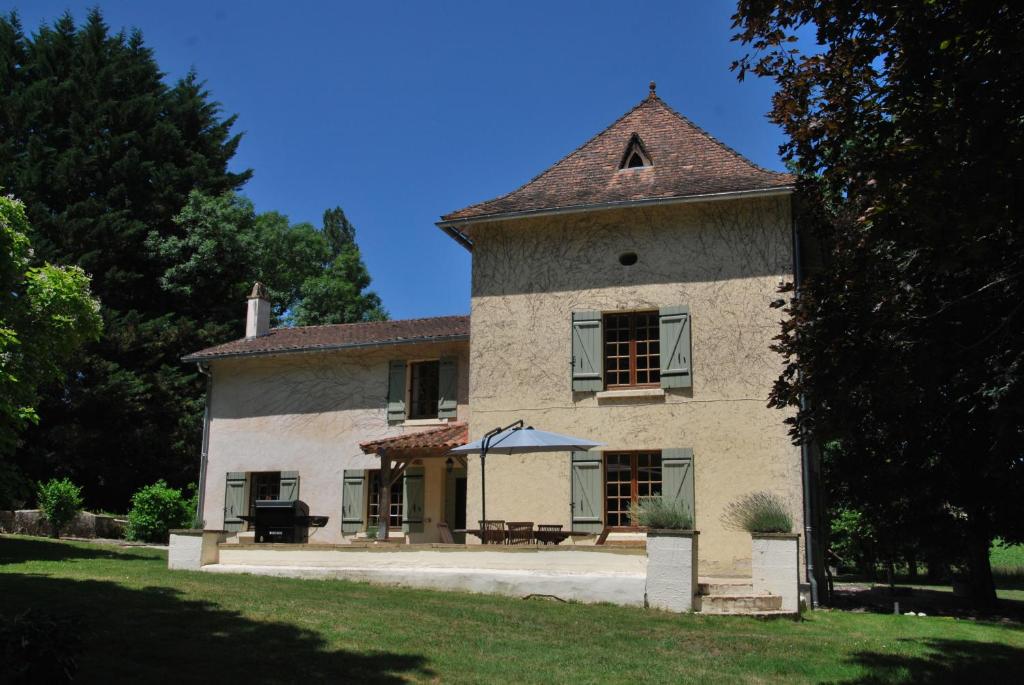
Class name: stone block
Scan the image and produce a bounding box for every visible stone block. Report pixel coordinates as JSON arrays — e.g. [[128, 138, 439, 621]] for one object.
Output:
[[752, 533, 800, 612], [644, 530, 699, 612]]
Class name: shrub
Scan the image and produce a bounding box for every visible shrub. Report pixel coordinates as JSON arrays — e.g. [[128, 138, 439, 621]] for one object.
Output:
[[125, 480, 194, 542], [721, 491, 793, 534], [0, 609, 81, 682], [630, 496, 694, 530], [36, 478, 83, 539]]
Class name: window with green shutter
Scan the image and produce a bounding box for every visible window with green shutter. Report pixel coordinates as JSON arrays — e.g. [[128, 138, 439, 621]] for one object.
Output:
[[341, 470, 366, 534], [223, 472, 246, 532], [571, 311, 603, 392], [387, 360, 407, 424], [403, 467, 424, 533], [437, 356, 458, 419], [659, 306, 692, 389], [662, 448, 695, 526], [571, 451, 603, 532], [279, 471, 299, 500]]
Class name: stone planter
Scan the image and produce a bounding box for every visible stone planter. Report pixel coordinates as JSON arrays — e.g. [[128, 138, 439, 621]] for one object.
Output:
[[751, 533, 800, 612], [644, 530, 699, 612], [169, 529, 228, 570]]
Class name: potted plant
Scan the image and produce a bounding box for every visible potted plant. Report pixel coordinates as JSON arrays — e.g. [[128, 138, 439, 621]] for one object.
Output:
[[634, 497, 699, 612], [722, 491, 799, 611]]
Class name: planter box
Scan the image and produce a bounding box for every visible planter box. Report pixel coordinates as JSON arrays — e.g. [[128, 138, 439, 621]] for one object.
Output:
[[751, 533, 800, 612], [169, 530, 228, 570], [644, 530, 699, 612]]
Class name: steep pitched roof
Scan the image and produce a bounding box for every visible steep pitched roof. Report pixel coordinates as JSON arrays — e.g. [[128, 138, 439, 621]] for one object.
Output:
[[440, 86, 793, 226], [182, 315, 469, 362]]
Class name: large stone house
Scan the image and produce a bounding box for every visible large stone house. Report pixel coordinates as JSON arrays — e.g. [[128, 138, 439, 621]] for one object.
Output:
[[184, 84, 811, 580]]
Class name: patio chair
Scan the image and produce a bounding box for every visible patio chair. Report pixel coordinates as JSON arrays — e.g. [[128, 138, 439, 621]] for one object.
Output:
[[506, 521, 534, 546], [536, 524, 563, 545], [478, 519, 506, 545], [437, 521, 455, 544]]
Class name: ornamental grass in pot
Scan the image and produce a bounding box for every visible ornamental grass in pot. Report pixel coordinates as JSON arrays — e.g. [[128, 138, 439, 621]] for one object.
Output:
[[722, 491, 800, 612], [635, 497, 698, 612]]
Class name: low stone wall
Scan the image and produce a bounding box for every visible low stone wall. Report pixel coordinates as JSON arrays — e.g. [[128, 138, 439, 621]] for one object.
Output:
[[0, 509, 125, 539], [169, 530, 229, 570], [210, 544, 648, 606]]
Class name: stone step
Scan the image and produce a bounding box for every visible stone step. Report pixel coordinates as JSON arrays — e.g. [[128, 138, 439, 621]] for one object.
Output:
[[698, 581, 754, 596], [700, 593, 783, 614]]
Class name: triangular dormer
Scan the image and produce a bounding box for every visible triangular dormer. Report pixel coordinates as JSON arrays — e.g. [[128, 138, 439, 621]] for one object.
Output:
[[619, 133, 652, 170]]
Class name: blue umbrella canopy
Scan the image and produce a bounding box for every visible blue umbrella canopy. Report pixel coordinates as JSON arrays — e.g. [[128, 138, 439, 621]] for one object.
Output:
[[449, 427, 603, 454]]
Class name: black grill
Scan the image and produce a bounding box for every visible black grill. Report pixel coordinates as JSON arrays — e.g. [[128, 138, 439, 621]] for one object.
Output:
[[253, 499, 309, 543]]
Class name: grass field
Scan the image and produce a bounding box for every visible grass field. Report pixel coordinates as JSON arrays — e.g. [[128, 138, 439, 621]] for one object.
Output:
[[2, 535, 1023, 684]]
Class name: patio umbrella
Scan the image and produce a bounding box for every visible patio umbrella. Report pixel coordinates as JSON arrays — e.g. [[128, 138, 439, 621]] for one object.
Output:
[[448, 420, 603, 529]]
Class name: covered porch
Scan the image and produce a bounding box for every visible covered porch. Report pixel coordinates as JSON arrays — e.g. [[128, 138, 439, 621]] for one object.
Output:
[[351, 422, 469, 544]]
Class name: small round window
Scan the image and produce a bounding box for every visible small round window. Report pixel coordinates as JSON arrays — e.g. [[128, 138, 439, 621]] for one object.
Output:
[[619, 252, 638, 266]]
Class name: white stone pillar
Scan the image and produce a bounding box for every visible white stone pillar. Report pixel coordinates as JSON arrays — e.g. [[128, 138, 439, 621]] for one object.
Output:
[[645, 530, 699, 612], [752, 533, 800, 612], [168, 530, 203, 570]]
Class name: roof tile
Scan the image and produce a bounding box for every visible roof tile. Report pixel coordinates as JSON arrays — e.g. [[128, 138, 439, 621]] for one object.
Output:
[[359, 422, 469, 454], [440, 92, 793, 224], [183, 315, 469, 362]]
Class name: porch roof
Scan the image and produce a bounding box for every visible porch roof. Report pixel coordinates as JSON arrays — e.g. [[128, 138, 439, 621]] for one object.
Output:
[[359, 422, 469, 459]]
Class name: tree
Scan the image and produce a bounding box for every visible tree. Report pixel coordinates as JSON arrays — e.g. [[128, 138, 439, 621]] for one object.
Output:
[[732, 1, 1024, 604], [290, 207, 387, 326], [0, 9, 248, 510], [0, 196, 102, 478]]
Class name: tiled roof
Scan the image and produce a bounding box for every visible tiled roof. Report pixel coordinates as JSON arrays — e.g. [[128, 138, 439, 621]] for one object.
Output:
[[440, 88, 793, 225], [182, 315, 469, 362], [360, 422, 469, 454]]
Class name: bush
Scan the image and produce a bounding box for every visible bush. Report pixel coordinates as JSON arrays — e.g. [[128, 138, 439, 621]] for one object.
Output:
[[36, 478, 83, 539], [721, 491, 793, 534], [125, 480, 195, 542], [630, 496, 694, 530], [0, 609, 81, 682]]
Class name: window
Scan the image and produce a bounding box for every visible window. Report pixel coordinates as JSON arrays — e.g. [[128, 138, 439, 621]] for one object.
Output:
[[247, 471, 281, 523], [604, 311, 660, 388], [408, 360, 440, 419], [605, 452, 663, 527], [618, 134, 652, 169], [368, 472, 404, 529]]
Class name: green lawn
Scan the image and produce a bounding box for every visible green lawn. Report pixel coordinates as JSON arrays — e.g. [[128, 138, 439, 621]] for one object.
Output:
[[2, 536, 1023, 684]]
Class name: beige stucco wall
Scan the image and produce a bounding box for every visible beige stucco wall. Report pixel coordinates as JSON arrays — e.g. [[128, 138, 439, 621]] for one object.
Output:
[[464, 195, 803, 576], [202, 340, 469, 544]]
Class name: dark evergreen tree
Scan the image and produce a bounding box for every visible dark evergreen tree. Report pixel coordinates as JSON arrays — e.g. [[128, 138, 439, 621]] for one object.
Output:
[[0, 9, 249, 509]]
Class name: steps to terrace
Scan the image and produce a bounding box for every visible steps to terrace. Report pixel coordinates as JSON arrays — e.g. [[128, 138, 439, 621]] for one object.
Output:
[[697, 577, 797, 617]]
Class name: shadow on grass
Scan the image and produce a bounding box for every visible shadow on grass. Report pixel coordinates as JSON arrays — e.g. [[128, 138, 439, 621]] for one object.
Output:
[[829, 584, 1024, 623], [0, 572, 433, 683], [834, 638, 1024, 684], [0, 536, 154, 565]]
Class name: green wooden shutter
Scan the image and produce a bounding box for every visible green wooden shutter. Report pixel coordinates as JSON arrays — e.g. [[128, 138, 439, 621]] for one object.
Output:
[[571, 311, 603, 392], [571, 451, 603, 533], [662, 448, 695, 527], [403, 467, 424, 533], [387, 360, 407, 424], [341, 470, 366, 534], [437, 356, 458, 419], [659, 305, 692, 389], [223, 472, 246, 532], [279, 471, 299, 500]]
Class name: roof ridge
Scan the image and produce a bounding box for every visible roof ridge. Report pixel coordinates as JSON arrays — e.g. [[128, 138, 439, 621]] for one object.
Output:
[[441, 95, 656, 221], [649, 96, 790, 178], [272, 313, 469, 334]]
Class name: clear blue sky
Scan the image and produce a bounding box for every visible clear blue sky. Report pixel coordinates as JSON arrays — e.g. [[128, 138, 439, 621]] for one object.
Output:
[[11, 1, 789, 320]]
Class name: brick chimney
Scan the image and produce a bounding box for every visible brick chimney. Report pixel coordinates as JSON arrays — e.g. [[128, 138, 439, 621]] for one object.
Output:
[[245, 282, 270, 338]]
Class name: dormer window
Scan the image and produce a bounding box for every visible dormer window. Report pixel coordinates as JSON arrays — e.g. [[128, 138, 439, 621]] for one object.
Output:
[[619, 133, 652, 170]]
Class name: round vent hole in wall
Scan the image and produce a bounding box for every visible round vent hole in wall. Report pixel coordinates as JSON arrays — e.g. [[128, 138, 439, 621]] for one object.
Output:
[[619, 252, 638, 266]]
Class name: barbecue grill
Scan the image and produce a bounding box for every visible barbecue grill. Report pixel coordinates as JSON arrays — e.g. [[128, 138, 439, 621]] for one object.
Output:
[[245, 500, 328, 543]]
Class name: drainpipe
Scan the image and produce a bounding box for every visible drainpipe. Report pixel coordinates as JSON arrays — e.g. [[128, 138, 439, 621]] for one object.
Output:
[[195, 362, 213, 527], [791, 196, 820, 608]]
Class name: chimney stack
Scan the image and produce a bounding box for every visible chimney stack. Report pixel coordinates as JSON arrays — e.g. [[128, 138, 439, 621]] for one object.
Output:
[[246, 282, 270, 338]]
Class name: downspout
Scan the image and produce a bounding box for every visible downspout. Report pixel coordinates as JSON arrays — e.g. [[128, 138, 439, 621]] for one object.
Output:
[[195, 362, 213, 527], [791, 196, 819, 608]]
